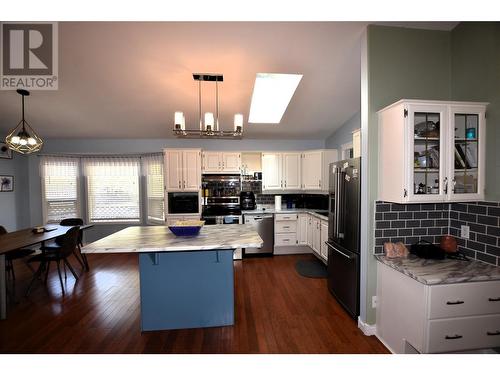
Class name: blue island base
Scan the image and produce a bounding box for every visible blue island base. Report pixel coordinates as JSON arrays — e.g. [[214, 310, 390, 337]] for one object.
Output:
[[139, 249, 235, 331]]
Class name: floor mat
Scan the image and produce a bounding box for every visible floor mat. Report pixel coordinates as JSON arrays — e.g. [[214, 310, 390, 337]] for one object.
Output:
[[295, 258, 328, 278]]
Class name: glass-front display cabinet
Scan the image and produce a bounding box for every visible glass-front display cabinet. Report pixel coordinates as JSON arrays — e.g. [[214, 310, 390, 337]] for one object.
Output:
[[378, 100, 486, 204]]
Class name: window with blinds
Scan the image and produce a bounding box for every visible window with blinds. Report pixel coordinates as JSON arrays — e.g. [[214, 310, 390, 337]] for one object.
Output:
[[143, 155, 165, 224], [84, 158, 141, 223], [41, 157, 80, 223]]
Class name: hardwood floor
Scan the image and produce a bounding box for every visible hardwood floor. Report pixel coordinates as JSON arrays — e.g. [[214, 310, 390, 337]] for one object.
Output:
[[0, 253, 389, 354]]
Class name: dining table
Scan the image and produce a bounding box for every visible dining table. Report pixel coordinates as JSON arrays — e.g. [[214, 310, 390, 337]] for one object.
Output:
[[0, 224, 94, 320]]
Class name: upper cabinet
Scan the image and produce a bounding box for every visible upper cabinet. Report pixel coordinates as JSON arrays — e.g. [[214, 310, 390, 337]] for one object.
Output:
[[262, 153, 282, 190], [378, 100, 487, 203], [164, 149, 202, 192], [262, 149, 338, 192], [202, 152, 241, 173]]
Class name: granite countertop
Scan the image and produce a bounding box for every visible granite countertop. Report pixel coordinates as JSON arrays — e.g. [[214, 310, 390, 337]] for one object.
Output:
[[375, 254, 500, 285], [83, 225, 263, 254], [242, 207, 328, 220]]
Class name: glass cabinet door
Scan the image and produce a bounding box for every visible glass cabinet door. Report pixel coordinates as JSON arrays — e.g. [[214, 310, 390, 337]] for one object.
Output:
[[449, 107, 484, 200], [408, 106, 446, 201]]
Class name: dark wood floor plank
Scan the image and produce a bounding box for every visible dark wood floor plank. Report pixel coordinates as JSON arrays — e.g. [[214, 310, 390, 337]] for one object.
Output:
[[0, 253, 389, 354]]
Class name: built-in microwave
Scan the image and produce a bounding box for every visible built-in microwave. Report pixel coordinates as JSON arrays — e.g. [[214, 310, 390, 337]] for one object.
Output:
[[167, 192, 200, 214]]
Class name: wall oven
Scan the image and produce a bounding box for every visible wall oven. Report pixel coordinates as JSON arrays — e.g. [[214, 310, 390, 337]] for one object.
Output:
[[167, 192, 199, 214]]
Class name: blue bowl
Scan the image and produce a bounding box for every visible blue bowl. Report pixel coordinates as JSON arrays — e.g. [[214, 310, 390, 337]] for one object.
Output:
[[168, 226, 203, 236]]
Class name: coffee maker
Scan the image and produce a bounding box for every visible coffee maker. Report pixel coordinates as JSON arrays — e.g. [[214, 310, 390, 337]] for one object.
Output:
[[240, 191, 256, 210]]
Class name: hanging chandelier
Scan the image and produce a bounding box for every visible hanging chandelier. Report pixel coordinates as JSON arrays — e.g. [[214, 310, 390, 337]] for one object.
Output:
[[5, 89, 43, 154], [173, 73, 244, 139]]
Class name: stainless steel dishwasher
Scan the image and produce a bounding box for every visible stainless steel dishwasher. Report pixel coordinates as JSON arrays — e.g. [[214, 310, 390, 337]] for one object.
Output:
[[243, 213, 274, 255]]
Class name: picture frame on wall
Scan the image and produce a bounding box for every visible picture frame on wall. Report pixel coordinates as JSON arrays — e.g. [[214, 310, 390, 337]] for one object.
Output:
[[0, 175, 14, 192], [0, 142, 13, 159]]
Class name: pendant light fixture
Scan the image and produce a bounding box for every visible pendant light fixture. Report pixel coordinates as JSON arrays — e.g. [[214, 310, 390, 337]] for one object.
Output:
[[173, 73, 244, 139], [5, 89, 43, 154]]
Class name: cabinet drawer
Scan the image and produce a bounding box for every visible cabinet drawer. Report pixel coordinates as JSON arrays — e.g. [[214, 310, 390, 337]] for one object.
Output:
[[427, 315, 500, 353], [275, 233, 297, 246], [428, 281, 500, 319], [275, 214, 297, 221], [275, 221, 297, 233]]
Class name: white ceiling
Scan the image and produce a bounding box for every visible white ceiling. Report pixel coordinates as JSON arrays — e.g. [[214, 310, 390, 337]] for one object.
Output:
[[0, 22, 457, 140]]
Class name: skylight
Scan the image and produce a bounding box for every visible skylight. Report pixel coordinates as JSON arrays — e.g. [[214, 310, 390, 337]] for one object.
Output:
[[248, 73, 303, 124]]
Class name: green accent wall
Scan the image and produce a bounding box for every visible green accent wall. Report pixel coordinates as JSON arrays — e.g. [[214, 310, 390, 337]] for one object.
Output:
[[365, 25, 452, 324], [451, 22, 500, 201]]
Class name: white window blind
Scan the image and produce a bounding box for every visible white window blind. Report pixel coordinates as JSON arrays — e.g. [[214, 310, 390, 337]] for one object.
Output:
[[40, 156, 80, 223], [83, 157, 141, 223], [142, 154, 165, 224]]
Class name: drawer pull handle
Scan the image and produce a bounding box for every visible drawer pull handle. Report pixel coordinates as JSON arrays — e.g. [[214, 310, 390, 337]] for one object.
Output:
[[446, 300, 464, 305], [283, 226, 290, 229], [488, 297, 500, 302], [445, 334, 463, 340], [487, 331, 500, 336]]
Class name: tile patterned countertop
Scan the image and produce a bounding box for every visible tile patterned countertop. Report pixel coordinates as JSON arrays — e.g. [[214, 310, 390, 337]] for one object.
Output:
[[242, 207, 328, 220], [375, 254, 500, 285], [83, 225, 263, 254]]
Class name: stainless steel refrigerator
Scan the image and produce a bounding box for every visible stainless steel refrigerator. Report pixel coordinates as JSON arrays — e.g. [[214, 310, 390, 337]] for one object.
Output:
[[327, 157, 361, 319]]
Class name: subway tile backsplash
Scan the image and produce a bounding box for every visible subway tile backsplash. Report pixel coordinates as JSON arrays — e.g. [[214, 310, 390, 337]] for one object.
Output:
[[374, 201, 500, 266]]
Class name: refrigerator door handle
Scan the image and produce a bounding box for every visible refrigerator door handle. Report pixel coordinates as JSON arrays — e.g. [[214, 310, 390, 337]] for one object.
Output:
[[338, 171, 345, 239], [327, 242, 354, 260], [335, 169, 341, 238]]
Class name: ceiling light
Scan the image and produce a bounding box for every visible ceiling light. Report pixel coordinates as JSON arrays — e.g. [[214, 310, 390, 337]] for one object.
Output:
[[173, 73, 244, 139], [248, 73, 302, 124], [5, 89, 43, 154]]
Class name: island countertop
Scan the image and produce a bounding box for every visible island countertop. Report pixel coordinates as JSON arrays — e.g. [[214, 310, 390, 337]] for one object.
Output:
[[375, 254, 500, 285], [82, 225, 263, 254]]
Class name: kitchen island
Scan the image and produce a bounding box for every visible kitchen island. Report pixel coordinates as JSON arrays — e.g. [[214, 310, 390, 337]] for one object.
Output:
[[83, 225, 262, 331]]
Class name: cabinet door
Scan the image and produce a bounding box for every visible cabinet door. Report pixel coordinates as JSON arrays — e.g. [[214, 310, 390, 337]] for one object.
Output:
[[448, 105, 486, 201], [320, 220, 328, 260], [262, 153, 282, 190], [165, 150, 183, 191], [407, 104, 448, 202], [352, 129, 361, 158], [297, 213, 308, 245], [302, 151, 322, 190], [183, 150, 201, 191], [307, 215, 313, 248], [222, 152, 241, 173], [312, 218, 321, 254], [203, 152, 221, 173], [282, 153, 302, 190]]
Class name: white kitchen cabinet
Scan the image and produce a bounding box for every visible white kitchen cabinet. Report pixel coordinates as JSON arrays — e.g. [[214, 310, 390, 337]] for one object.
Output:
[[241, 152, 262, 176], [164, 149, 201, 192], [301, 150, 338, 191], [297, 213, 308, 245], [202, 152, 241, 173], [320, 219, 328, 260], [282, 152, 302, 190], [262, 150, 337, 192], [165, 214, 201, 226], [376, 261, 500, 353], [222, 152, 241, 172], [307, 215, 313, 248], [352, 129, 361, 158], [262, 153, 282, 190], [378, 99, 487, 203], [311, 217, 321, 255], [202, 151, 221, 173]]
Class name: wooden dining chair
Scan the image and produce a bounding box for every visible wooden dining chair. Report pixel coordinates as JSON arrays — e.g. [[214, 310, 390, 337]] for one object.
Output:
[[26, 226, 80, 296], [58, 218, 89, 271]]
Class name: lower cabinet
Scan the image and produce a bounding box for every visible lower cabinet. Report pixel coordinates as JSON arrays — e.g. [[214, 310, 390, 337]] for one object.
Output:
[[165, 214, 200, 226], [273, 212, 328, 261], [377, 261, 500, 353]]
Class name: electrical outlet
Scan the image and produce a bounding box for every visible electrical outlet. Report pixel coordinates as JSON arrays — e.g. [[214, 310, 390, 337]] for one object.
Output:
[[372, 296, 377, 309], [461, 225, 470, 239]]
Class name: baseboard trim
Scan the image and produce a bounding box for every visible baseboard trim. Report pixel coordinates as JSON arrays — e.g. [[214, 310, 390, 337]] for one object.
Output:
[[357, 317, 377, 336]]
